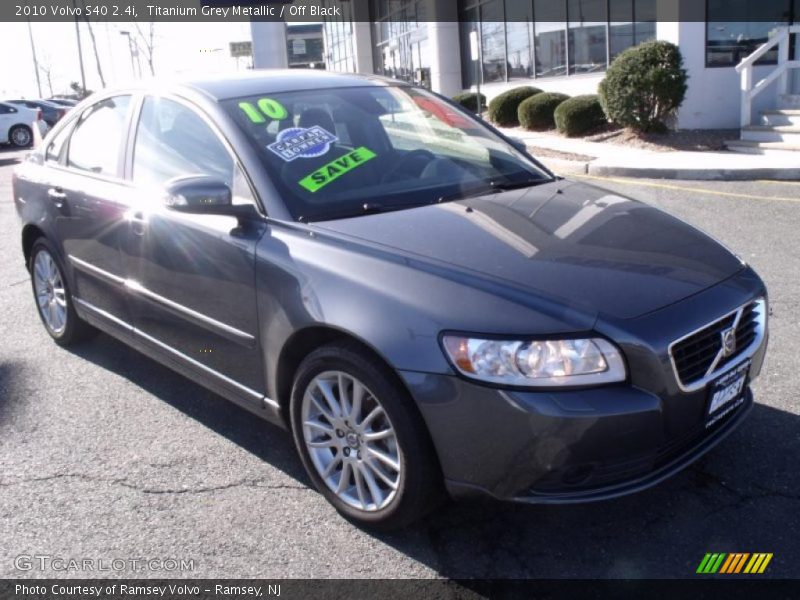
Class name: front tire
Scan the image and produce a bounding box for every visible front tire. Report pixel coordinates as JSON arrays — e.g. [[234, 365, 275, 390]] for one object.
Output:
[[9, 125, 33, 148], [290, 343, 443, 530], [29, 239, 96, 346]]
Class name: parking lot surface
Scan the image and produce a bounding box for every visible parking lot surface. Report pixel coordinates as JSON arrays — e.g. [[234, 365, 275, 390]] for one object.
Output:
[[0, 145, 798, 579]]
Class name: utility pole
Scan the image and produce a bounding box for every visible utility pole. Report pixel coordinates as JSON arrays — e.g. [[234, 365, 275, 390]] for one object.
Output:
[[73, 0, 87, 94], [27, 19, 43, 97]]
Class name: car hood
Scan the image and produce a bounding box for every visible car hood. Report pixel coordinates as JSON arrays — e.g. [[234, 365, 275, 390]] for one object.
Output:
[[313, 180, 744, 320]]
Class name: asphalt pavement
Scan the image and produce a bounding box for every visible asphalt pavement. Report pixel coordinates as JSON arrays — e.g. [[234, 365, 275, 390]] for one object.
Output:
[[0, 145, 798, 580]]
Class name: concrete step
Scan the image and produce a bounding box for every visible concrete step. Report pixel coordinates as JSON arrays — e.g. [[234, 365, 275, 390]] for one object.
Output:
[[761, 109, 800, 127], [726, 139, 800, 155], [778, 94, 800, 109], [741, 125, 800, 143]]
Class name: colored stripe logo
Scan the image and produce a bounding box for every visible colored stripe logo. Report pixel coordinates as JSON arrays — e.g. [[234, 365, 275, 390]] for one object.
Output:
[[696, 553, 773, 574]]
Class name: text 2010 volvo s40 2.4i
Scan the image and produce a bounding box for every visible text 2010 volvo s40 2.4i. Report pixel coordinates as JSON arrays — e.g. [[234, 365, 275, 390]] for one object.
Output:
[[13, 72, 768, 529]]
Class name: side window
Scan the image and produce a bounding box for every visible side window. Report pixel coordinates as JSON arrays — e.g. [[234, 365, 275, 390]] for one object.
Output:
[[45, 123, 73, 163], [133, 97, 234, 189], [0, 104, 10, 114], [67, 95, 131, 176]]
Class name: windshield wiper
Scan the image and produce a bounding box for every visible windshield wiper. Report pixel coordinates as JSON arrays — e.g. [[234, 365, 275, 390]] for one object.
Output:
[[437, 177, 547, 204], [489, 178, 549, 191], [304, 201, 432, 222]]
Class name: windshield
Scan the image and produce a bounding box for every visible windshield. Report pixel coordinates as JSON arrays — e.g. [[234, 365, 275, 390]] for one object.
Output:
[[223, 85, 552, 222]]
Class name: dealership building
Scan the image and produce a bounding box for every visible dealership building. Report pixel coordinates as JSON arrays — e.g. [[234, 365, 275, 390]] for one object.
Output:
[[251, 0, 800, 130]]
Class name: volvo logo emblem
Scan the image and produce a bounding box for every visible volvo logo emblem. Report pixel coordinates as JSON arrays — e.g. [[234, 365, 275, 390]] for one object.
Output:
[[721, 327, 737, 357]]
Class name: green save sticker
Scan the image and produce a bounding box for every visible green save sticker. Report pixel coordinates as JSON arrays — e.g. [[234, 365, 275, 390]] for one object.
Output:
[[298, 147, 377, 192]]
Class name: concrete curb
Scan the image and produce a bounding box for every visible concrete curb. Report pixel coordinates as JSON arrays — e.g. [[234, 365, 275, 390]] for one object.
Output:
[[587, 164, 800, 181], [539, 158, 800, 181]]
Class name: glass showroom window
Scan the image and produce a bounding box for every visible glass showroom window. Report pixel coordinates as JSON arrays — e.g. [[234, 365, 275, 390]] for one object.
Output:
[[371, 0, 428, 84], [706, 0, 792, 67], [481, 0, 507, 82], [534, 0, 568, 78], [505, 0, 534, 79], [323, 0, 356, 73], [568, 0, 608, 74], [609, 0, 656, 61]]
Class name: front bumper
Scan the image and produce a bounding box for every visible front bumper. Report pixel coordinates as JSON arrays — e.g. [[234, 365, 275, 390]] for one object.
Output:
[[400, 272, 768, 504]]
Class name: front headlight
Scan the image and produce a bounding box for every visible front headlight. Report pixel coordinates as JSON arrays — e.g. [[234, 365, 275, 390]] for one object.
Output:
[[441, 335, 626, 387]]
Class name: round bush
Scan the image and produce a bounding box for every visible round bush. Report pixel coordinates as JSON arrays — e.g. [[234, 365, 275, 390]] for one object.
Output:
[[487, 86, 542, 127], [555, 95, 607, 137], [452, 92, 486, 113], [599, 40, 688, 133], [518, 92, 570, 131]]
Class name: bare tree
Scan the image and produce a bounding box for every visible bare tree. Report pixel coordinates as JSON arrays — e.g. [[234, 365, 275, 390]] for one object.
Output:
[[78, 2, 106, 88], [134, 23, 156, 76], [38, 59, 55, 97]]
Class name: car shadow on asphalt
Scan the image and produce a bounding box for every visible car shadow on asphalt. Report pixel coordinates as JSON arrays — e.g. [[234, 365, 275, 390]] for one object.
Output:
[[0, 146, 25, 167], [0, 361, 26, 426], [65, 332, 311, 487], [61, 334, 800, 578], [375, 399, 800, 578]]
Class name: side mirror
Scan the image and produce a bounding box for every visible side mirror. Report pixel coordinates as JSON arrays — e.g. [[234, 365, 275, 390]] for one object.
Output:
[[164, 175, 233, 213], [163, 175, 258, 222]]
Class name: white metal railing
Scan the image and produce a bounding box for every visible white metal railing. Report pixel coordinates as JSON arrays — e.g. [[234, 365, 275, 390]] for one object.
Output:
[[736, 25, 800, 128]]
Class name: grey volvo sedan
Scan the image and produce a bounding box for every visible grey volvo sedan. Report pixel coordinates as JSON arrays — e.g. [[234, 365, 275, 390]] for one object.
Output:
[[13, 71, 768, 528]]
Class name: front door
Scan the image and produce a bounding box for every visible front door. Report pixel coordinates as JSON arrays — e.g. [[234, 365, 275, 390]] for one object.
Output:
[[121, 95, 266, 399], [55, 95, 134, 325]]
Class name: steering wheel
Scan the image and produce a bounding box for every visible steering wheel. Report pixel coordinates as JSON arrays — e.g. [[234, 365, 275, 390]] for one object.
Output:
[[381, 149, 437, 183]]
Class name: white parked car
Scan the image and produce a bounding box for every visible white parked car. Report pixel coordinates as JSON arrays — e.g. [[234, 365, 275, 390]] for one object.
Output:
[[0, 101, 48, 147]]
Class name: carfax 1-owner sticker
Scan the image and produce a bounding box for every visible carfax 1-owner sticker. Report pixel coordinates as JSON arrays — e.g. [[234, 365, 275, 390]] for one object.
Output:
[[267, 126, 338, 161]]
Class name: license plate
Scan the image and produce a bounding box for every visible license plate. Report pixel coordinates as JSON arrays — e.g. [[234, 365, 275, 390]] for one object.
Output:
[[706, 360, 750, 427]]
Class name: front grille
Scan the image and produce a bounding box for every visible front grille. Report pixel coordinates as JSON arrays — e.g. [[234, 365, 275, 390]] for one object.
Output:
[[670, 300, 764, 388]]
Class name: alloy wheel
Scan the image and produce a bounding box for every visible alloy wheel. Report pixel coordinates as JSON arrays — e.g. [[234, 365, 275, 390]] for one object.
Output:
[[11, 127, 31, 147], [33, 249, 68, 335], [301, 370, 402, 512]]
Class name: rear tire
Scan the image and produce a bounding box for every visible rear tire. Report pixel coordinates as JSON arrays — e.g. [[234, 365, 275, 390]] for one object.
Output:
[[9, 125, 32, 148], [29, 238, 96, 346], [290, 342, 443, 530]]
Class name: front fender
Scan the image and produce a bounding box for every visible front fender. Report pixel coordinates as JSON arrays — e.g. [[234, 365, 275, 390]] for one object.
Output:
[[255, 222, 595, 397]]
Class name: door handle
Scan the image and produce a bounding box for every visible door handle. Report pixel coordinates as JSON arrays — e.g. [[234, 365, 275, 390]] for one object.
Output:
[[129, 211, 148, 236], [47, 187, 67, 207]]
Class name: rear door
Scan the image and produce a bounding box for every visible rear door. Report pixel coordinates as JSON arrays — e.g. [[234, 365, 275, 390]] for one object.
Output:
[[121, 94, 266, 399], [53, 95, 135, 327]]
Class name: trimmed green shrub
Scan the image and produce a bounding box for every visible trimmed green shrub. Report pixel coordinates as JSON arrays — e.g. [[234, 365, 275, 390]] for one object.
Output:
[[487, 86, 542, 127], [452, 92, 487, 113], [555, 95, 607, 137], [518, 92, 570, 131], [598, 40, 688, 132]]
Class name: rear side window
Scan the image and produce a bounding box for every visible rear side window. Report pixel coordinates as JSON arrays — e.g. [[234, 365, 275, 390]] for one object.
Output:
[[132, 96, 234, 188], [67, 95, 131, 176], [0, 104, 16, 114]]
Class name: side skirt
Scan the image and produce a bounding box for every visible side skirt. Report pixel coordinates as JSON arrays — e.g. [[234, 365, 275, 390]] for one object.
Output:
[[74, 297, 286, 430]]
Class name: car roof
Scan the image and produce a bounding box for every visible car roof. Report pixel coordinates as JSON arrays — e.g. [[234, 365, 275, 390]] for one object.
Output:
[[179, 69, 409, 101]]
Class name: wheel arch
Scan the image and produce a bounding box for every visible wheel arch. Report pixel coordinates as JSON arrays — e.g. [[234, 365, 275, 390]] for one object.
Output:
[[21, 224, 46, 268], [275, 325, 418, 427]]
